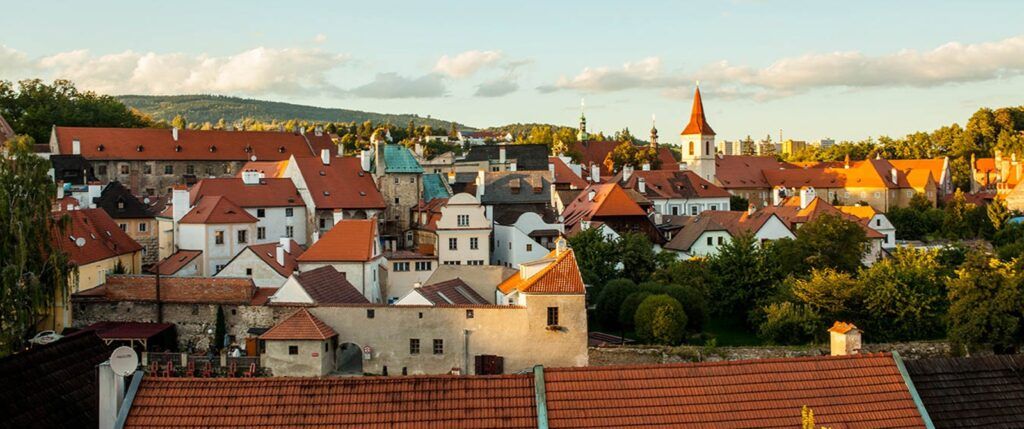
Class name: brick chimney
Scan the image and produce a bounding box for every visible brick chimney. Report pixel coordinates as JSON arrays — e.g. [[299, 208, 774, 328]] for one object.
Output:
[[828, 321, 862, 356]]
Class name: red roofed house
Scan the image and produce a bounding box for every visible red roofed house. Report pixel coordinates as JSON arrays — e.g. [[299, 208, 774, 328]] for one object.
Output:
[[259, 308, 339, 376], [297, 219, 384, 303], [181, 172, 308, 245], [713, 155, 792, 208], [269, 265, 370, 306], [282, 154, 385, 243], [215, 239, 305, 287], [561, 182, 664, 244], [49, 208, 143, 331], [614, 165, 731, 216], [663, 210, 795, 259], [49, 126, 335, 196], [173, 195, 258, 276], [764, 187, 887, 265]]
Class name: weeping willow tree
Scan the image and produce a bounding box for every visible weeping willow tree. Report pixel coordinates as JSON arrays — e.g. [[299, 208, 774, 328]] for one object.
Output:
[[0, 136, 72, 356]]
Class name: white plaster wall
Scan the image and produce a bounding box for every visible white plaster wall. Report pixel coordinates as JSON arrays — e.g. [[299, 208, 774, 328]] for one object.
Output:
[[216, 248, 288, 287], [246, 206, 307, 246]]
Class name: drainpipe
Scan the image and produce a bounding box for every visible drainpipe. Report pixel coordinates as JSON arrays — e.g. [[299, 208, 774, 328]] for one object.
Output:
[[463, 329, 471, 375]]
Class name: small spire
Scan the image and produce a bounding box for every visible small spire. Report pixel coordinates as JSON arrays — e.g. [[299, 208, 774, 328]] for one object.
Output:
[[650, 114, 659, 149]]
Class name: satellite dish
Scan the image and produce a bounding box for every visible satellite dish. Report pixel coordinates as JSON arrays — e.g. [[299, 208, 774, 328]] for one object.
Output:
[[109, 346, 138, 377], [143, 197, 150, 204], [75, 237, 86, 247]]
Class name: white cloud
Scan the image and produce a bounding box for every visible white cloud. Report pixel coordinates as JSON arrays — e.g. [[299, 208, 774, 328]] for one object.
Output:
[[541, 57, 678, 93], [434, 50, 503, 78], [0, 44, 35, 75], [349, 73, 447, 98], [475, 78, 518, 97], [313, 33, 327, 44]]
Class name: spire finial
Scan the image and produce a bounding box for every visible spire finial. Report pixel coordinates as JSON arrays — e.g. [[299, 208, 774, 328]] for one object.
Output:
[[695, 80, 700, 88]]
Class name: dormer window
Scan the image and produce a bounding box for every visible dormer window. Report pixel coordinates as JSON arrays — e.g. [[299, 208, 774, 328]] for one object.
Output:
[[136, 145, 144, 152], [175, 145, 182, 152], [209, 145, 217, 152], [97, 144, 105, 152], [278, 146, 285, 153]]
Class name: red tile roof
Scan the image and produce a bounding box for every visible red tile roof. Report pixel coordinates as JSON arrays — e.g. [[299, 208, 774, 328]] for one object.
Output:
[[71, 275, 257, 305], [764, 159, 913, 190], [244, 240, 304, 277], [291, 156, 385, 210], [561, 183, 647, 231], [665, 210, 781, 252], [549, 156, 588, 189], [53, 127, 333, 161], [260, 308, 337, 340], [764, 196, 885, 239], [416, 278, 488, 305], [714, 155, 792, 189], [616, 169, 730, 200], [189, 178, 303, 208], [289, 266, 369, 304], [297, 219, 377, 262], [498, 247, 585, 294], [178, 196, 257, 224], [681, 86, 715, 136], [237, 160, 289, 178], [53, 208, 143, 266], [411, 197, 447, 231], [150, 250, 202, 275], [889, 158, 946, 184]]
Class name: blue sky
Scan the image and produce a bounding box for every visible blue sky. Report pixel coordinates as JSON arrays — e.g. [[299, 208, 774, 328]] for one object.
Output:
[[2, 1, 1023, 141]]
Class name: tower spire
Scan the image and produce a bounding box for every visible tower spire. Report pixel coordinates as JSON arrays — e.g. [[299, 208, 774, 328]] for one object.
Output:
[[650, 114, 658, 148], [681, 85, 715, 136], [577, 98, 589, 142]]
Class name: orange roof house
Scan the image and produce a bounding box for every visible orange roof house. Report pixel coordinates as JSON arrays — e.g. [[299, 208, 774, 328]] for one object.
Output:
[[561, 183, 664, 243], [260, 308, 337, 341], [498, 242, 585, 295], [298, 219, 379, 263], [178, 196, 257, 224]]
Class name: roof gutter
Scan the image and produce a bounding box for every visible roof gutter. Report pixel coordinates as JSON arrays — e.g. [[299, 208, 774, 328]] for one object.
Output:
[[114, 370, 144, 429], [533, 365, 550, 429], [891, 351, 935, 429]]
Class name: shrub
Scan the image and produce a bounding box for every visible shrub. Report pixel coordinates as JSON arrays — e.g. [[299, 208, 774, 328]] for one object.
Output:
[[663, 284, 708, 332], [618, 292, 652, 328], [634, 295, 687, 345], [757, 302, 820, 345], [595, 278, 637, 328]]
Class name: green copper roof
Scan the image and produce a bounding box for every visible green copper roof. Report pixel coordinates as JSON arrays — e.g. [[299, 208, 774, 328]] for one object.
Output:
[[372, 144, 423, 174], [422, 173, 451, 202]]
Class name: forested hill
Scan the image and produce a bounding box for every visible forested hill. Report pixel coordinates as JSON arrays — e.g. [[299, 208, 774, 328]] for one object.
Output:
[[116, 94, 464, 129]]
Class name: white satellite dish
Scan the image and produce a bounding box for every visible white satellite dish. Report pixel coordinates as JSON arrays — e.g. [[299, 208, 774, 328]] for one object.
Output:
[[75, 237, 86, 248], [109, 346, 139, 377]]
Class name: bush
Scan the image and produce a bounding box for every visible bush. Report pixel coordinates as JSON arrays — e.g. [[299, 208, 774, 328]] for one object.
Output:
[[595, 278, 637, 328], [758, 302, 820, 345], [618, 292, 652, 328], [663, 284, 708, 332], [634, 295, 687, 345]]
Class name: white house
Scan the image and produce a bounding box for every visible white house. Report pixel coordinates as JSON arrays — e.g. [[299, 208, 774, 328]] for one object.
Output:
[[663, 210, 794, 260], [393, 278, 488, 306], [188, 174, 308, 246], [215, 238, 304, 287], [173, 195, 258, 275], [435, 193, 491, 266], [296, 219, 385, 303], [382, 250, 437, 304], [839, 205, 897, 249], [614, 166, 732, 216], [270, 265, 369, 305], [493, 212, 564, 268]]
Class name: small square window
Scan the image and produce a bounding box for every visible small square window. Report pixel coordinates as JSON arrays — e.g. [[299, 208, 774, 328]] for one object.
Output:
[[466, 309, 474, 319], [547, 307, 559, 326], [288, 345, 298, 355], [367, 309, 375, 319], [285, 208, 294, 217], [433, 339, 444, 355], [409, 339, 420, 355], [164, 165, 173, 175], [246, 268, 253, 276], [257, 209, 266, 218]]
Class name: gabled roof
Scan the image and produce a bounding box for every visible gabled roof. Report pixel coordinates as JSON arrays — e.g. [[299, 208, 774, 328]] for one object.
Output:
[[664, 210, 780, 251], [0, 333, 111, 429], [481, 171, 552, 205], [71, 275, 258, 305], [53, 127, 333, 161], [715, 155, 792, 189], [150, 250, 202, 275], [369, 143, 424, 173], [497, 247, 585, 295], [237, 160, 290, 178], [681, 86, 715, 136], [416, 278, 488, 305], [54, 208, 143, 265], [837, 205, 879, 221], [298, 219, 377, 262], [290, 265, 368, 304], [260, 308, 337, 340], [905, 355, 1024, 428], [889, 158, 946, 184], [178, 196, 257, 224], [290, 156, 386, 210], [616, 169, 731, 200], [549, 157, 588, 189], [422, 173, 452, 202], [96, 181, 156, 219], [763, 159, 913, 190], [763, 196, 885, 239], [464, 144, 550, 171], [561, 183, 647, 231], [244, 240, 304, 277], [189, 178, 303, 208]]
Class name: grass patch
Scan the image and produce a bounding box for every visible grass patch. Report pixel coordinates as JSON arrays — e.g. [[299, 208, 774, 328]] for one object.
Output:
[[704, 318, 762, 346]]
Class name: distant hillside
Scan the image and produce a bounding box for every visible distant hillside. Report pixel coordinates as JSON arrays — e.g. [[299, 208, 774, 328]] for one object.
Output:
[[117, 94, 465, 129]]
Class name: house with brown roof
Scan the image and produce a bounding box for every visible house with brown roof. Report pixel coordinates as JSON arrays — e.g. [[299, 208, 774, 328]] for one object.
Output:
[[297, 219, 384, 303], [270, 265, 369, 305], [282, 154, 385, 243], [561, 182, 664, 244], [713, 154, 791, 207], [172, 195, 258, 276], [838, 204, 897, 248], [764, 187, 887, 265], [763, 158, 932, 212], [49, 126, 335, 195], [215, 238, 305, 287], [183, 173, 307, 245], [663, 210, 794, 259], [95, 181, 160, 265], [394, 278, 488, 306], [259, 308, 339, 376], [614, 165, 731, 216]]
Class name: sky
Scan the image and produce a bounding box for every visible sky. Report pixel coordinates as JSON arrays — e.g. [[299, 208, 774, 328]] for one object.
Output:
[[2, 1, 1024, 142]]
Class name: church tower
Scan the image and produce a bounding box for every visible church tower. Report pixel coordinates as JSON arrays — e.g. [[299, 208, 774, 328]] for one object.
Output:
[[649, 114, 659, 149], [680, 84, 716, 181], [577, 99, 589, 142]]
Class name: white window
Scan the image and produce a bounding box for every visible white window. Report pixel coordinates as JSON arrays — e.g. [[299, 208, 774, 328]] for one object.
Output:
[[448, 238, 457, 250], [470, 237, 479, 250], [415, 261, 432, 271], [138, 223, 147, 233], [457, 214, 469, 227], [393, 262, 410, 272], [285, 226, 294, 238], [257, 227, 266, 240]]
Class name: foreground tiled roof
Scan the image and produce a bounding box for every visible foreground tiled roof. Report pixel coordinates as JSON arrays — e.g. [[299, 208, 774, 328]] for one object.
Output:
[[150, 250, 202, 275], [190, 177, 303, 208], [291, 265, 368, 304], [72, 275, 257, 305], [0, 333, 111, 429], [260, 308, 337, 340], [54, 208, 143, 265], [416, 278, 488, 305], [498, 248, 585, 295], [178, 195, 257, 224], [905, 355, 1024, 428], [121, 353, 925, 428], [291, 156, 386, 210], [298, 219, 377, 262], [53, 127, 333, 161]]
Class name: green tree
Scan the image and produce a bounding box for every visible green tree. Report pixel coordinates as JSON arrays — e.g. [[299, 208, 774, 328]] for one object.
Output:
[[758, 302, 820, 345], [0, 79, 151, 142], [858, 248, 947, 341], [706, 233, 775, 319], [617, 232, 657, 284], [567, 227, 620, 288], [942, 190, 972, 239], [947, 253, 1024, 353], [662, 284, 708, 333], [793, 214, 869, 273], [1, 139, 72, 355], [790, 268, 862, 325], [595, 278, 638, 328], [988, 198, 1010, 231], [729, 195, 750, 211], [618, 291, 652, 328], [634, 295, 687, 345]]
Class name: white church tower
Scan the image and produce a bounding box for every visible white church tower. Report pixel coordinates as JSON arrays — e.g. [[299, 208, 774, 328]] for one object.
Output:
[[680, 85, 716, 181]]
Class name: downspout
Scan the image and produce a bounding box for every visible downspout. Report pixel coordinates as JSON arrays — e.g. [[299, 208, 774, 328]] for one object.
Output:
[[463, 329, 470, 375], [891, 351, 935, 429], [533, 365, 550, 429]]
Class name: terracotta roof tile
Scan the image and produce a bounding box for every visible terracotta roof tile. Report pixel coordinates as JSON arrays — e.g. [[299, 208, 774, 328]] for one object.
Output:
[[291, 266, 369, 304], [189, 178, 303, 208], [616, 169, 730, 199], [291, 156, 385, 210], [150, 250, 202, 275], [178, 195, 257, 224], [244, 240, 304, 277], [665, 211, 779, 251], [54, 127, 333, 161], [237, 160, 290, 178], [498, 247, 585, 295], [561, 183, 647, 231], [715, 155, 792, 188], [549, 157, 588, 189], [763, 197, 885, 239], [260, 308, 337, 340], [71, 275, 257, 305], [417, 278, 488, 305], [297, 219, 377, 262], [53, 208, 143, 265]]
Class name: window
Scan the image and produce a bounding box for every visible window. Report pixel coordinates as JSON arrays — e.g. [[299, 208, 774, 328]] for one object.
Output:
[[246, 268, 253, 276], [443, 261, 461, 265], [366, 309, 375, 319], [145, 188, 155, 196], [457, 214, 469, 227], [466, 309, 474, 319], [205, 166, 214, 176], [547, 307, 559, 326], [468, 260, 484, 266], [164, 165, 173, 175], [143, 164, 152, 175], [97, 165, 108, 175], [873, 192, 881, 198], [717, 236, 724, 245], [237, 230, 248, 244], [688, 141, 694, 156], [138, 223, 147, 233], [288, 345, 298, 355], [394, 177, 399, 184], [709, 204, 718, 211], [285, 226, 294, 238], [671, 206, 680, 216], [526, 244, 533, 252], [433, 339, 444, 355], [394, 197, 400, 204], [120, 165, 129, 175], [409, 339, 420, 355], [415, 261, 432, 271], [119, 223, 127, 231], [690, 206, 699, 215], [319, 218, 327, 229], [215, 264, 225, 273], [470, 237, 479, 250], [215, 230, 225, 244], [257, 208, 266, 218], [876, 219, 881, 227], [393, 262, 410, 272], [285, 208, 294, 217], [448, 237, 457, 250], [707, 236, 713, 246], [186, 165, 195, 175], [257, 227, 266, 240]]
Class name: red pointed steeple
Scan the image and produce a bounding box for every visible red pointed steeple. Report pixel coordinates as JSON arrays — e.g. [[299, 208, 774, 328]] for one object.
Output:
[[681, 86, 715, 136]]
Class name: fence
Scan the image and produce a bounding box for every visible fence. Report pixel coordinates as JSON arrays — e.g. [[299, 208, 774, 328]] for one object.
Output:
[[141, 352, 268, 377]]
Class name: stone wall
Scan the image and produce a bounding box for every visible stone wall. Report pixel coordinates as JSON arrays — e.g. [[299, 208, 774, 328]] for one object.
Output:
[[588, 340, 960, 366]]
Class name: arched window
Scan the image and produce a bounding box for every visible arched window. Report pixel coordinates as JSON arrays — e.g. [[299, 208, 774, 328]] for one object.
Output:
[[688, 141, 694, 156], [705, 141, 710, 156]]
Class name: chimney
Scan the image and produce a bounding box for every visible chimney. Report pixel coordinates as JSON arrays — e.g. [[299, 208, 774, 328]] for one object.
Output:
[[72, 139, 81, 155], [447, 170, 456, 184], [279, 237, 291, 254], [641, 163, 650, 171], [828, 321, 862, 356], [678, 163, 686, 171], [548, 162, 555, 178], [638, 177, 646, 194], [276, 245, 286, 267], [315, 125, 323, 137], [509, 162, 517, 172], [56, 181, 65, 200], [172, 185, 190, 223], [359, 150, 372, 172], [337, 142, 344, 157], [587, 189, 596, 202], [98, 362, 125, 429], [475, 169, 486, 199], [890, 168, 898, 185], [843, 154, 850, 169], [772, 186, 786, 206], [622, 165, 634, 182], [172, 127, 179, 141], [414, 142, 423, 158], [374, 140, 385, 174], [653, 212, 663, 225], [799, 186, 816, 209], [87, 183, 102, 208], [555, 236, 567, 254], [299, 126, 306, 135], [321, 149, 331, 165], [332, 209, 344, 226], [747, 203, 756, 215], [241, 169, 262, 185], [590, 164, 600, 183], [499, 145, 507, 164]]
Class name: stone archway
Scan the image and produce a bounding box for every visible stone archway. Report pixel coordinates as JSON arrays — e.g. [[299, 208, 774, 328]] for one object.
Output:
[[337, 342, 363, 374]]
